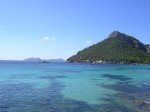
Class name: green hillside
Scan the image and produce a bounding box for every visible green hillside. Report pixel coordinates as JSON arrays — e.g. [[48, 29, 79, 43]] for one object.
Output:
[[67, 31, 150, 64]]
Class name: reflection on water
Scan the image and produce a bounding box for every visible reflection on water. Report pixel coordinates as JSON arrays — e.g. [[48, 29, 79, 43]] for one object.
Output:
[[0, 61, 150, 112]]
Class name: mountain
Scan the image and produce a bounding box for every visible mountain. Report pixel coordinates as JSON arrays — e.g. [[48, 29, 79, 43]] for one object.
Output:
[[24, 57, 42, 62], [67, 31, 150, 64], [24, 57, 65, 63], [46, 59, 65, 62]]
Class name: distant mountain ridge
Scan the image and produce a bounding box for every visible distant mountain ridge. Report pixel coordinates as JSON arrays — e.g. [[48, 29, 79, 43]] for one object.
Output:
[[24, 57, 42, 62], [67, 31, 150, 64], [24, 57, 65, 62]]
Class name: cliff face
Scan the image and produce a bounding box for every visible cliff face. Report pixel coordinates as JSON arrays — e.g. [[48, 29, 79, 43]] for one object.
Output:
[[67, 31, 150, 64], [146, 45, 150, 53]]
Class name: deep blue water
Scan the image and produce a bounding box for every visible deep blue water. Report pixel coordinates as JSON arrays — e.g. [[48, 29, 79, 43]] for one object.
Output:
[[0, 61, 150, 112]]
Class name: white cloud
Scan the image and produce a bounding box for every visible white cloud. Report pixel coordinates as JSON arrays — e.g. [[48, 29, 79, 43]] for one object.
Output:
[[85, 40, 91, 45], [41, 37, 49, 40], [41, 37, 56, 41]]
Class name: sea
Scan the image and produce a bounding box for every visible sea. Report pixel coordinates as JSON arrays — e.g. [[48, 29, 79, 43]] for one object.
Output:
[[0, 61, 150, 112]]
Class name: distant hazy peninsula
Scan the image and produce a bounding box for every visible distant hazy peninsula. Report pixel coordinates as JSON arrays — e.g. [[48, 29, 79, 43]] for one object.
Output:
[[67, 31, 150, 64], [24, 57, 65, 63]]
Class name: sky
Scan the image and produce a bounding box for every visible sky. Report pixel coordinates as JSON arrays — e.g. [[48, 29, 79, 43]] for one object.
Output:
[[0, 0, 150, 60]]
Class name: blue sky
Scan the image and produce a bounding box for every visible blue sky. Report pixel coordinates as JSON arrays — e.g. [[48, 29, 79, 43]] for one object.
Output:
[[0, 0, 150, 60]]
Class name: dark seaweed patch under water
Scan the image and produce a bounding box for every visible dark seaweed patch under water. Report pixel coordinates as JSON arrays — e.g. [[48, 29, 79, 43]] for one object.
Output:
[[101, 82, 150, 93], [101, 74, 132, 81], [40, 75, 66, 79], [0, 76, 95, 112], [0, 75, 141, 112], [100, 81, 150, 111]]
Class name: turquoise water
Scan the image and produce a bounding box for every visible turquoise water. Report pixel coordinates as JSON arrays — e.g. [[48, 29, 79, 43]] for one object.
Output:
[[0, 61, 150, 112]]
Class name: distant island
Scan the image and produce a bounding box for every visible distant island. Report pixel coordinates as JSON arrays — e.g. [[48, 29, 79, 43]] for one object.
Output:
[[67, 31, 150, 64], [24, 57, 65, 63]]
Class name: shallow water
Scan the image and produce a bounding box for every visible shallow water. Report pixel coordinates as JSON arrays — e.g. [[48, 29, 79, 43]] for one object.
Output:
[[0, 61, 150, 112]]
